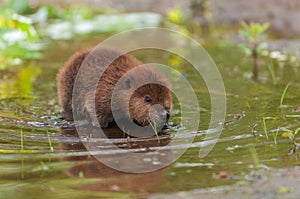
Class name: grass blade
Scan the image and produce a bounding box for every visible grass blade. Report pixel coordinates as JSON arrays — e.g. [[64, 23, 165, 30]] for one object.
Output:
[[280, 83, 290, 107]]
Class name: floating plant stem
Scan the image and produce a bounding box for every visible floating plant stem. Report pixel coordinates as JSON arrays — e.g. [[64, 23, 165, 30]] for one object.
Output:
[[20, 128, 24, 179], [20, 128, 24, 152], [150, 121, 160, 144], [262, 117, 268, 139], [150, 121, 158, 136]]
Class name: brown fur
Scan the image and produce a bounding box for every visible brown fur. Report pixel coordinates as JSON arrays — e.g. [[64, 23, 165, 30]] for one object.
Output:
[[57, 47, 172, 128]]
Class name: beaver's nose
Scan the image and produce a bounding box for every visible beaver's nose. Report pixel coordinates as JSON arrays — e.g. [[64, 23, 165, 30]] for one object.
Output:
[[161, 110, 170, 120], [166, 111, 170, 120]]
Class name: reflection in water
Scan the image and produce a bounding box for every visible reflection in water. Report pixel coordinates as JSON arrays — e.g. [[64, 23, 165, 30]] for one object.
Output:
[[0, 65, 41, 99], [59, 126, 172, 194]]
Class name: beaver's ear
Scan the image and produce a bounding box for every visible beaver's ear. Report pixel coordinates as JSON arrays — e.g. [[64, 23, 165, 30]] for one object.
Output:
[[124, 75, 134, 89]]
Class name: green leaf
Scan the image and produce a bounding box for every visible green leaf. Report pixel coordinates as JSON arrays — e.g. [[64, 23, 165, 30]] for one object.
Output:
[[240, 21, 269, 43], [256, 42, 268, 54], [293, 128, 300, 136], [240, 30, 251, 41], [238, 43, 252, 56], [282, 132, 293, 139], [240, 21, 250, 30], [261, 22, 270, 32]]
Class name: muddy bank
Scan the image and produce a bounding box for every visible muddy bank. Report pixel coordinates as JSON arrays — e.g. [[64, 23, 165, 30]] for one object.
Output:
[[210, 0, 300, 37], [32, 0, 300, 37], [149, 166, 300, 199], [31, 0, 189, 14]]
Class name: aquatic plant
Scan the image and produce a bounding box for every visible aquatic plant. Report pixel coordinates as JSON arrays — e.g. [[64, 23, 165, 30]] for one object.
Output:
[[266, 51, 297, 84], [190, 0, 211, 34], [20, 128, 24, 151], [282, 128, 300, 155], [150, 121, 159, 141], [262, 116, 276, 140], [273, 128, 280, 145], [0, 1, 41, 69], [239, 21, 269, 81], [167, 7, 186, 25], [165, 7, 189, 35], [1, 1, 161, 68], [279, 83, 290, 108], [47, 131, 54, 152]]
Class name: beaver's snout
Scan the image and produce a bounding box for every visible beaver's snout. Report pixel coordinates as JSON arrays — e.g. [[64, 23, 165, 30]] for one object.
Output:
[[160, 109, 170, 121]]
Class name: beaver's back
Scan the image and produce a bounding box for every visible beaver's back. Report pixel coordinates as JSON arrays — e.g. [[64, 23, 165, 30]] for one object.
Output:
[[56, 47, 141, 122]]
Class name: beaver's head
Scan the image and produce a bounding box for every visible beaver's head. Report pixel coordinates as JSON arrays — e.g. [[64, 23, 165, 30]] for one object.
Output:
[[113, 67, 172, 129], [129, 83, 171, 127]]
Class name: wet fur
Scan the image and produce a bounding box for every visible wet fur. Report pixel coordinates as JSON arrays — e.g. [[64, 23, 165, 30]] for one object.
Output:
[[57, 47, 171, 128]]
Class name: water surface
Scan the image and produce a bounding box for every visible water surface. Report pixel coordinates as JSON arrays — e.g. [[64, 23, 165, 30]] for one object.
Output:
[[0, 35, 300, 199]]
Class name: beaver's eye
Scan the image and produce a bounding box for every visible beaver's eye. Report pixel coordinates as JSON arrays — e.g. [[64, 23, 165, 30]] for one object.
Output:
[[144, 96, 152, 104]]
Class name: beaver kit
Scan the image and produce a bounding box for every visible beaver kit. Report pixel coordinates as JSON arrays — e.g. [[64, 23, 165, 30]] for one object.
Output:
[[57, 47, 172, 133]]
